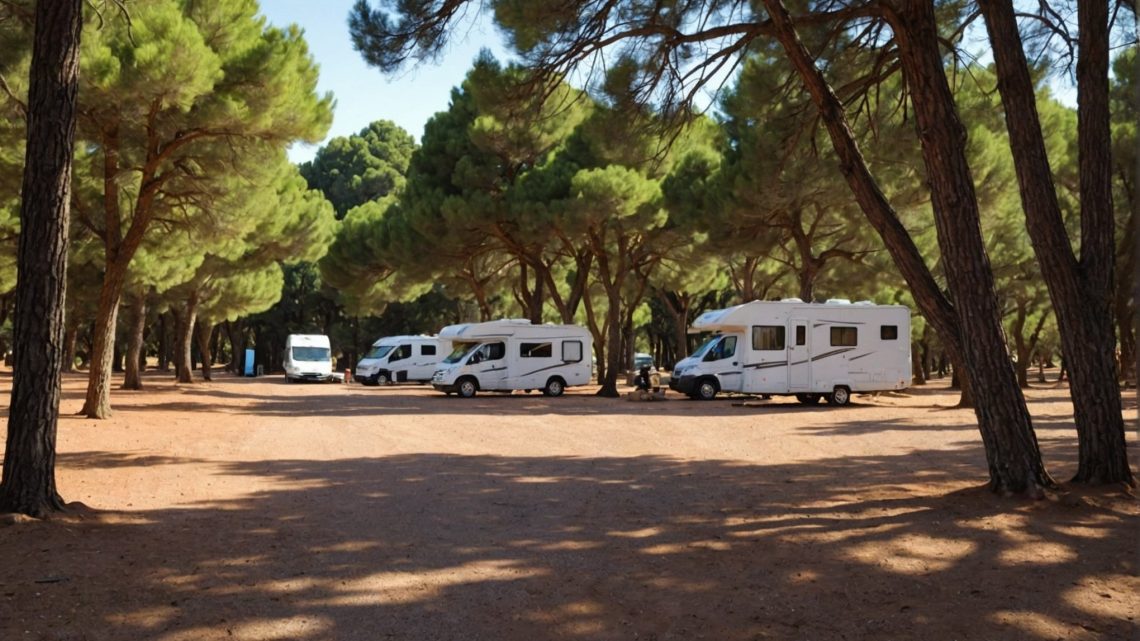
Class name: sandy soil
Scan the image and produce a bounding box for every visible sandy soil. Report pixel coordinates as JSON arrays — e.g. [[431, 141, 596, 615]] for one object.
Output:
[[0, 368, 1136, 641]]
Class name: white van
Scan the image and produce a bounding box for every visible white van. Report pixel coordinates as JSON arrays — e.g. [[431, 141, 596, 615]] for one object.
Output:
[[431, 319, 592, 397], [355, 335, 450, 386], [284, 334, 333, 382], [670, 299, 910, 405]]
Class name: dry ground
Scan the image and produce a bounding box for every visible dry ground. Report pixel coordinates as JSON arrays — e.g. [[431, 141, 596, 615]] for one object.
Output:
[[0, 368, 1137, 641]]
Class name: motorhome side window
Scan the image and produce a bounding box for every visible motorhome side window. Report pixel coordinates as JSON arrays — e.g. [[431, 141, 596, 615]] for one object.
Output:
[[795, 326, 806, 346], [486, 342, 505, 360], [880, 325, 898, 340], [752, 326, 785, 350], [391, 345, 411, 361], [562, 340, 583, 362], [421, 344, 436, 356], [831, 327, 858, 346], [707, 336, 737, 360], [520, 342, 553, 358]]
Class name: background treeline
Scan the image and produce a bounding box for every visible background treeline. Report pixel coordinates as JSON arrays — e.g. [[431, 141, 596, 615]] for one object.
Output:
[[0, 1, 1134, 407]]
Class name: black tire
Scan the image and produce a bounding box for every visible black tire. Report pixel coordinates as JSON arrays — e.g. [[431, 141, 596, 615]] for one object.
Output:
[[543, 377, 566, 397], [457, 377, 478, 398], [796, 393, 822, 405], [827, 386, 851, 406], [376, 372, 390, 386], [696, 378, 719, 401]]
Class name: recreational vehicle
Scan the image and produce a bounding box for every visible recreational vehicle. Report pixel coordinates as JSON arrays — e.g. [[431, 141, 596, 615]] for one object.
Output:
[[283, 334, 333, 383], [670, 299, 910, 405], [431, 319, 593, 397], [355, 335, 450, 385]]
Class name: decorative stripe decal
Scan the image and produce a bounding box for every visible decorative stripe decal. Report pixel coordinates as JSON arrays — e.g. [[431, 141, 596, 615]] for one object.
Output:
[[743, 361, 788, 370], [718, 371, 742, 376], [811, 348, 855, 361], [518, 363, 576, 377], [847, 352, 875, 361], [813, 320, 866, 327], [482, 366, 508, 373]]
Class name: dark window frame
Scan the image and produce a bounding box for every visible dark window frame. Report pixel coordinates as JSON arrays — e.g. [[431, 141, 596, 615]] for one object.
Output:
[[520, 342, 554, 358], [830, 327, 858, 347], [752, 325, 786, 351], [880, 325, 898, 341], [562, 340, 583, 362]]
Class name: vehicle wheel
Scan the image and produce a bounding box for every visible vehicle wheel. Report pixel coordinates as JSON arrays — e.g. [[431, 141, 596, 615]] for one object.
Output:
[[543, 378, 565, 397], [827, 386, 851, 406], [457, 377, 478, 398], [376, 372, 390, 386], [696, 378, 719, 401], [796, 393, 821, 405]]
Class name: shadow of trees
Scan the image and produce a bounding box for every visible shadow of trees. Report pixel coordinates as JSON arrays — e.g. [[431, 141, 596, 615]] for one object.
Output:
[[1, 448, 1135, 640]]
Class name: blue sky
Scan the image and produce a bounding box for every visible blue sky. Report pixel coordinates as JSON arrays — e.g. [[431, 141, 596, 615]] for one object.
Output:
[[260, 1, 509, 164]]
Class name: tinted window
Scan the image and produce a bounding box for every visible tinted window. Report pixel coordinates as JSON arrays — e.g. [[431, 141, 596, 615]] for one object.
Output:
[[390, 344, 412, 361], [486, 342, 505, 360], [752, 326, 785, 351], [880, 325, 898, 340], [520, 342, 553, 358], [796, 325, 806, 346], [831, 327, 858, 346], [706, 336, 736, 361], [291, 346, 330, 362], [421, 344, 437, 356], [563, 341, 583, 362]]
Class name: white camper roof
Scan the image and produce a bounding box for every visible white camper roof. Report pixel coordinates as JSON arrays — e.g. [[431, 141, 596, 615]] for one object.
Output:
[[692, 299, 905, 332], [371, 334, 441, 346], [286, 334, 330, 347], [439, 319, 588, 341]]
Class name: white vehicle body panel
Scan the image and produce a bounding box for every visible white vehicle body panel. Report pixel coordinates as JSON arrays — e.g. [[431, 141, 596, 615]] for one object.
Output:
[[355, 335, 451, 384], [284, 334, 333, 381], [670, 300, 910, 399], [431, 319, 593, 395]]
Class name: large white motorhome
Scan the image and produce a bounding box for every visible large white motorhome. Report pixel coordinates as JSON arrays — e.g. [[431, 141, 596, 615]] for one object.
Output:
[[670, 299, 910, 405], [355, 335, 451, 386], [283, 334, 333, 383], [431, 319, 593, 398]]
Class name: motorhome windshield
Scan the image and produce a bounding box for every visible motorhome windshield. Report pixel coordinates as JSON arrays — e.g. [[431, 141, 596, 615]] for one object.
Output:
[[291, 346, 330, 362], [443, 342, 479, 364], [364, 344, 394, 360], [691, 336, 720, 359]]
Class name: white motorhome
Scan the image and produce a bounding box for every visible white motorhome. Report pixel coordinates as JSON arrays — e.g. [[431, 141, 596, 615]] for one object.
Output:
[[355, 335, 451, 386], [431, 319, 592, 397], [670, 299, 910, 405], [284, 334, 333, 383]]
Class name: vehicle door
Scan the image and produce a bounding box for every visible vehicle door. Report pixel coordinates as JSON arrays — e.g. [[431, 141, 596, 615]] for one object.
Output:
[[388, 343, 412, 381], [787, 318, 811, 391], [411, 343, 438, 380], [470, 341, 509, 389], [705, 335, 743, 392]]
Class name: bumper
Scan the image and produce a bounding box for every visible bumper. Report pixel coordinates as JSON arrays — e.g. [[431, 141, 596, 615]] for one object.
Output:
[[432, 382, 458, 394], [669, 374, 698, 395]]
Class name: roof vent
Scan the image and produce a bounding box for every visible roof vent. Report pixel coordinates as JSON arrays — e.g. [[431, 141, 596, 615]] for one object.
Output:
[[781, 297, 803, 303], [825, 298, 851, 305]]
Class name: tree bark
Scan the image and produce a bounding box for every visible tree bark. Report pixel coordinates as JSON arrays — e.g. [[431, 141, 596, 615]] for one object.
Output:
[[763, 0, 1051, 494], [196, 317, 214, 382], [157, 311, 170, 372], [978, 0, 1131, 485], [62, 317, 78, 374], [176, 293, 199, 384], [122, 293, 147, 390], [0, 0, 83, 517]]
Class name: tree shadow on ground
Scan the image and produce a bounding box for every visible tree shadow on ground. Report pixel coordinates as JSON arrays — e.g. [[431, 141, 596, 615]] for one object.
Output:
[[2, 448, 1135, 641]]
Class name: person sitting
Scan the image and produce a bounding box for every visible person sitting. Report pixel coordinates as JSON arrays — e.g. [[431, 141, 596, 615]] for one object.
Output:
[[634, 365, 652, 391]]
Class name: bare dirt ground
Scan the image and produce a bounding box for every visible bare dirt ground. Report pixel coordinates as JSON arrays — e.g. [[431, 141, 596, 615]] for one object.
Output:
[[0, 368, 1137, 641]]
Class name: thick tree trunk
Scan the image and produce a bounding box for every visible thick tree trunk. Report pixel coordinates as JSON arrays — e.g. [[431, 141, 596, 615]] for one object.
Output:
[[979, 0, 1131, 485], [176, 294, 199, 384], [763, 0, 1050, 494], [911, 343, 926, 385], [227, 319, 246, 375], [80, 273, 123, 418], [157, 311, 170, 372], [597, 293, 622, 398], [196, 318, 214, 382], [122, 293, 147, 390], [0, 0, 83, 517]]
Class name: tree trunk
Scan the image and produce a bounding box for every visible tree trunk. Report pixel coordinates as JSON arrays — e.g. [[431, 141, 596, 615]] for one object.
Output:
[[196, 317, 214, 382], [911, 343, 926, 385], [175, 294, 199, 384], [62, 318, 78, 374], [597, 292, 622, 397], [979, 0, 1131, 485], [156, 312, 169, 371], [0, 0, 83, 517], [80, 273, 123, 418], [765, 0, 1050, 494], [227, 319, 246, 375], [122, 293, 147, 390]]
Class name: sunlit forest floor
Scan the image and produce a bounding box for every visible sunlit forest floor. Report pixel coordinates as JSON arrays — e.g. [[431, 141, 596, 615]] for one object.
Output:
[[0, 368, 1136, 641]]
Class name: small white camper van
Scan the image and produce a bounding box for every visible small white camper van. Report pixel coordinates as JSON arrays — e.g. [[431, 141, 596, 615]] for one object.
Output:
[[284, 334, 333, 383], [670, 299, 910, 405], [355, 335, 450, 386], [431, 319, 592, 397]]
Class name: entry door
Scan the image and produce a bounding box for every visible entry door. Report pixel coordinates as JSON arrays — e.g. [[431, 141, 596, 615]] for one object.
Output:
[[787, 319, 811, 391]]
